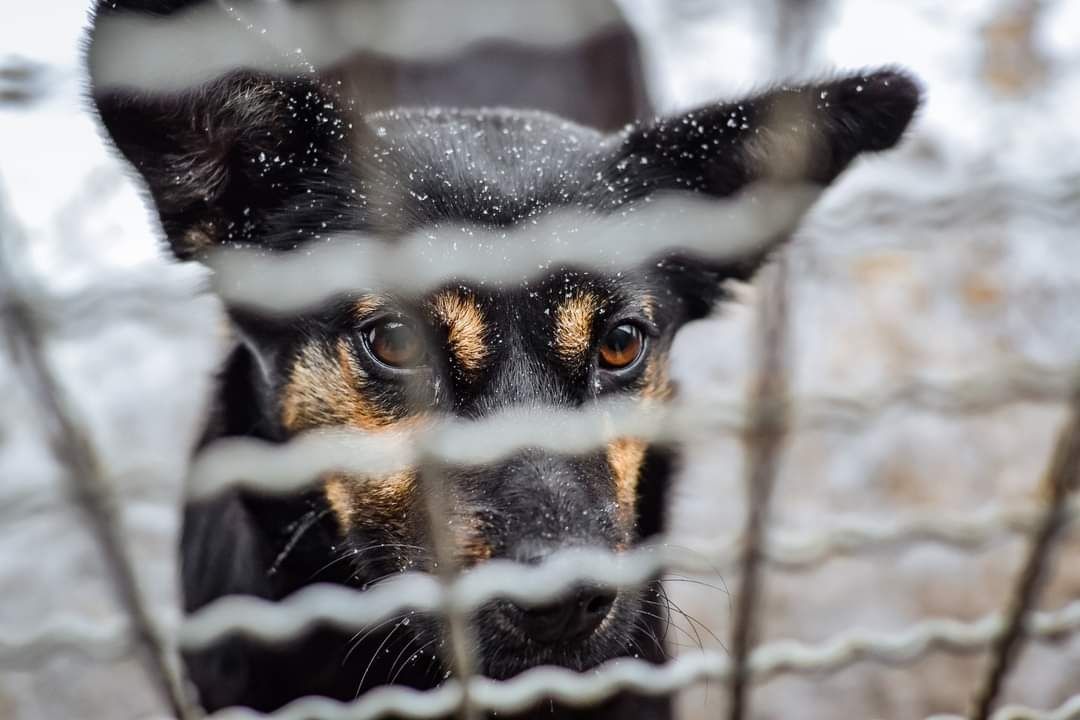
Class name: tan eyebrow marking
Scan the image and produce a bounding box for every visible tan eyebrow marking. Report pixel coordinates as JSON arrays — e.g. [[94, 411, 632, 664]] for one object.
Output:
[[353, 294, 386, 319], [431, 290, 489, 373], [641, 294, 656, 323], [554, 292, 601, 365]]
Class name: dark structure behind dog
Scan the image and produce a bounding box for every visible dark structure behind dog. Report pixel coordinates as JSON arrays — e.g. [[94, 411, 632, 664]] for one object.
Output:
[[88, 2, 921, 717]]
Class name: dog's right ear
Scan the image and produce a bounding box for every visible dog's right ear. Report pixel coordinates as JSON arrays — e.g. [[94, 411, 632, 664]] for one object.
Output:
[[87, 1, 352, 260], [596, 69, 921, 317]]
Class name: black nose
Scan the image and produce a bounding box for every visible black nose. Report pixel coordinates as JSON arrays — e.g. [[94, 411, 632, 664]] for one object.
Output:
[[519, 586, 617, 645]]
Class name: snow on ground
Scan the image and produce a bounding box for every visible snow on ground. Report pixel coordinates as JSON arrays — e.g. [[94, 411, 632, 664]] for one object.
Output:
[[1, 0, 1078, 718]]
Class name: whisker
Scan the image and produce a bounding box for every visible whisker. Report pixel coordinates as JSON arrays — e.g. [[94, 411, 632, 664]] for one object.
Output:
[[665, 595, 726, 652], [660, 543, 726, 578], [347, 566, 415, 589], [423, 641, 444, 682], [386, 630, 425, 686], [663, 569, 733, 619], [651, 584, 681, 646], [342, 613, 408, 666], [310, 547, 363, 582], [270, 508, 332, 577], [663, 573, 731, 598], [316, 542, 433, 583], [357, 542, 430, 557], [651, 584, 707, 652], [637, 606, 700, 650], [626, 622, 653, 659], [357, 621, 407, 698], [391, 637, 439, 685], [654, 585, 719, 704]]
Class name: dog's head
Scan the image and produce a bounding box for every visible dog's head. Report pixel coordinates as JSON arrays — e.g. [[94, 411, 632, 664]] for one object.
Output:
[[92, 49, 919, 677]]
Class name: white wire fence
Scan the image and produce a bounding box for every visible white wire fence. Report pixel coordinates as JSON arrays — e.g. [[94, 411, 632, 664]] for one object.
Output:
[[4, 0, 1080, 719], [8, 197, 1080, 719]]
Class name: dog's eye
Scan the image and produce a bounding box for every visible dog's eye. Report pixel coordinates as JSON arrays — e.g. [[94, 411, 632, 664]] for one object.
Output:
[[365, 320, 425, 369], [598, 323, 644, 371]]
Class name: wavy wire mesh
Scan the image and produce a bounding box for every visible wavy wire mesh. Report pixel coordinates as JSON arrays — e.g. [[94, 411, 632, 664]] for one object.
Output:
[[4, 0, 1080, 719]]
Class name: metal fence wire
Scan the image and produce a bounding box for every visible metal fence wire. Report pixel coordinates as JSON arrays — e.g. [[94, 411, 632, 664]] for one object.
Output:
[[3, 0, 1080, 719]]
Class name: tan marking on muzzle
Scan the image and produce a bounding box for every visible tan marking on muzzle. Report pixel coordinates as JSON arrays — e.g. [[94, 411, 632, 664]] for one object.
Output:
[[641, 354, 673, 401], [431, 290, 489, 373], [607, 438, 648, 527], [281, 335, 421, 530], [450, 511, 494, 567], [324, 470, 417, 532], [281, 338, 396, 432], [554, 292, 600, 366], [605, 352, 672, 527]]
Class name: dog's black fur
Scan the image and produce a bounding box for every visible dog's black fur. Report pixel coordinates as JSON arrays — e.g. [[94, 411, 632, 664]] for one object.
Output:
[[88, 2, 921, 717]]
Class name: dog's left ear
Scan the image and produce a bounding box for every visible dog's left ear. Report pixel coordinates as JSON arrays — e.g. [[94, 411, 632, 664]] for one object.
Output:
[[600, 69, 921, 316], [87, 1, 356, 261]]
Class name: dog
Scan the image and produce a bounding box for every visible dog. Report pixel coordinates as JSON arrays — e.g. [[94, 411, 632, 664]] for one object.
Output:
[[88, 2, 920, 716]]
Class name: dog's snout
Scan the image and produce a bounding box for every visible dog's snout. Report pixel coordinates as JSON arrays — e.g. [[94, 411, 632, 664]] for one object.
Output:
[[518, 586, 616, 645], [503, 544, 618, 644]]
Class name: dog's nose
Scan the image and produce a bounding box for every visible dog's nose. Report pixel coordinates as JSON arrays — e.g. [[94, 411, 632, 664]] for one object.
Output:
[[519, 586, 616, 645]]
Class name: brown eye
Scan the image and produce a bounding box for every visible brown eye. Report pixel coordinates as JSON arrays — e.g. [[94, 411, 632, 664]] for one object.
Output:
[[598, 323, 644, 370], [366, 320, 425, 369]]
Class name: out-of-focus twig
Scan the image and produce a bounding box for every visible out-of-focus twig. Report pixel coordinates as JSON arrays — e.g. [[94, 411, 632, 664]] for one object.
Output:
[[727, 252, 791, 720], [0, 184, 199, 719], [970, 383, 1080, 720], [728, 2, 825, 716], [415, 457, 480, 720]]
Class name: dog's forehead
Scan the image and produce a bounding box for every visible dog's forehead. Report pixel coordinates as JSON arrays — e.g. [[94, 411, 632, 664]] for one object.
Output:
[[420, 267, 648, 321], [355, 107, 610, 231], [365, 107, 605, 167]]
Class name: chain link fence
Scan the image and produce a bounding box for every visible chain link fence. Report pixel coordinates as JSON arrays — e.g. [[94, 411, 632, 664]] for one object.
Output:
[[2, 1, 1079, 719]]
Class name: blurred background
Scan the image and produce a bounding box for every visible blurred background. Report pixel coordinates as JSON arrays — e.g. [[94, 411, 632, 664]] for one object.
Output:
[[2, 0, 1079, 718]]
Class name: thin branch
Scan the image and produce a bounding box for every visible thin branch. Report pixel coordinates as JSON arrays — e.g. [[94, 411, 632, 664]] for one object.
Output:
[[0, 189, 199, 720], [969, 384, 1080, 719], [727, 253, 791, 720]]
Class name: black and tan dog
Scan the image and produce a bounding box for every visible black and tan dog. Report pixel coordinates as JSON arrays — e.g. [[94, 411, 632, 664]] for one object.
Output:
[[88, 2, 920, 716]]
